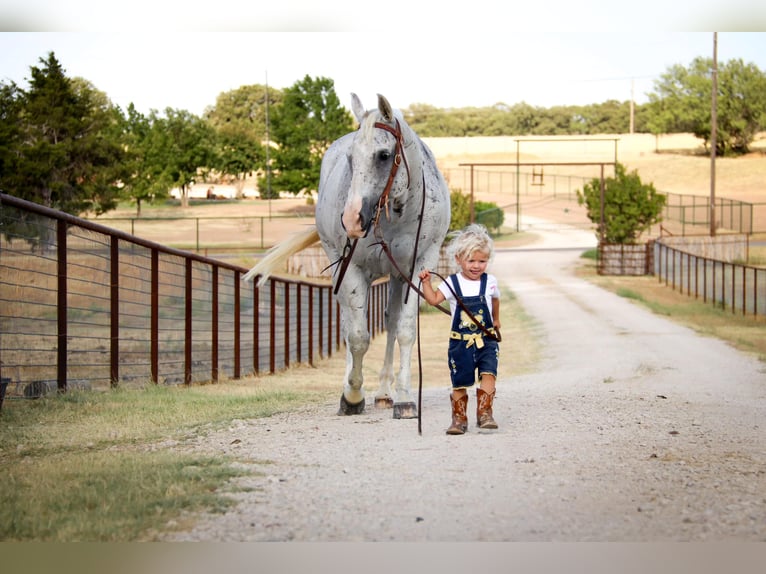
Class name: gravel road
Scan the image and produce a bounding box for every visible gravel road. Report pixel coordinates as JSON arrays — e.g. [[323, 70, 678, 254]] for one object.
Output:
[[163, 222, 766, 542]]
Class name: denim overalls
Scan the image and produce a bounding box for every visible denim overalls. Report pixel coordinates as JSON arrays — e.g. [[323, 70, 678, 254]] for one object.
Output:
[[447, 273, 499, 388]]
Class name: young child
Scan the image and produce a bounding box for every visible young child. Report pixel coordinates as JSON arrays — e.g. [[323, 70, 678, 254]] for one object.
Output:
[[418, 223, 501, 435]]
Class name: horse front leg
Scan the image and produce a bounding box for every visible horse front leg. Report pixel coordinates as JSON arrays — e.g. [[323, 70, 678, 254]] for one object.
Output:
[[337, 279, 370, 416], [373, 326, 396, 409], [373, 283, 397, 409], [338, 333, 368, 415], [391, 295, 419, 419]]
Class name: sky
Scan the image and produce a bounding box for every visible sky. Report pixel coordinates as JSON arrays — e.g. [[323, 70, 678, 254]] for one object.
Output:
[[1, 3, 765, 116]]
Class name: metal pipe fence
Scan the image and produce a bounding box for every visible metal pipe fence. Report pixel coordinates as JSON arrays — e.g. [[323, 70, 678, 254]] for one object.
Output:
[[90, 213, 313, 253], [654, 237, 766, 317], [442, 167, 764, 236], [0, 193, 388, 399]]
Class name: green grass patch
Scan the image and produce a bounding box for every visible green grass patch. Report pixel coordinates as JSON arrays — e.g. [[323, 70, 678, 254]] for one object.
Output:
[[614, 287, 671, 315], [0, 381, 332, 541], [0, 450, 245, 541]]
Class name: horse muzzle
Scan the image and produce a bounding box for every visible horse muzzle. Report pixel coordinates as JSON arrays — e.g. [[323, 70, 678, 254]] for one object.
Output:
[[341, 196, 377, 239]]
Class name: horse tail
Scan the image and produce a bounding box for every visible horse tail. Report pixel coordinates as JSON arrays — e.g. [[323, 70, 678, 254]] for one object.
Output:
[[242, 226, 321, 286]]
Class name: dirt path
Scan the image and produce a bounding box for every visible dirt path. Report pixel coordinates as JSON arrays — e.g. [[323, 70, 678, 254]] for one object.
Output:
[[162, 221, 766, 542]]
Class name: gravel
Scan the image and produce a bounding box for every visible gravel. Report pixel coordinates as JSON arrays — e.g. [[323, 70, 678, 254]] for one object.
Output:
[[161, 222, 766, 543]]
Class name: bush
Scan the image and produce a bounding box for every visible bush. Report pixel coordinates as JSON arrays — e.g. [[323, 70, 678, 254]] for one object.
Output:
[[576, 163, 666, 244], [449, 189, 504, 234], [449, 189, 471, 232], [475, 201, 504, 233]]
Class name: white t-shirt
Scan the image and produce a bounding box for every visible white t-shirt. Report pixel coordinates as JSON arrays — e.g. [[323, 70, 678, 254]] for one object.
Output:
[[437, 273, 500, 323]]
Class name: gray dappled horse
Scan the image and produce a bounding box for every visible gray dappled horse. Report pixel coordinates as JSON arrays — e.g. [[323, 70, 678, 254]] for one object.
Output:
[[244, 93, 450, 418]]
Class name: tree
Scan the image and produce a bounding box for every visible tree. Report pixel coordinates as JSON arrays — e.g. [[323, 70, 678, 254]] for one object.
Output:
[[264, 76, 354, 198], [154, 108, 218, 208], [205, 84, 283, 198], [118, 104, 174, 216], [0, 52, 126, 215], [0, 81, 23, 188], [646, 57, 766, 155], [577, 163, 666, 244]]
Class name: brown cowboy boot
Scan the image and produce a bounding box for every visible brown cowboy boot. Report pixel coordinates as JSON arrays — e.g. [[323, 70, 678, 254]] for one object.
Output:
[[446, 393, 468, 435], [476, 388, 498, 429]]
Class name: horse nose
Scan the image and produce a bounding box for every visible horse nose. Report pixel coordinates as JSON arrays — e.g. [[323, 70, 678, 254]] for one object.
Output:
[[342, 196, 376, 239]]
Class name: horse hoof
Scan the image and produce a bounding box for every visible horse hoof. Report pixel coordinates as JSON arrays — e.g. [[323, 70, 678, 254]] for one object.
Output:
[[337, 394, 365, 416], [392, 401, 418, 419], [374, 396, 394, 409]]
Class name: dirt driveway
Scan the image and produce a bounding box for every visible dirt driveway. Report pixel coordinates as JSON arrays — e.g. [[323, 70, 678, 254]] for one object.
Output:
[[162, 221, 766, 542]]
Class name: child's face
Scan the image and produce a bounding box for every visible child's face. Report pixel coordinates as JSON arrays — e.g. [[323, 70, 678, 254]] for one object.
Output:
[[457, 250, 489, 281]]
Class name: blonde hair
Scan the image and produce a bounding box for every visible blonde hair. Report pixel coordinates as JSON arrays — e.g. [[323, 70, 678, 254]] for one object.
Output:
[[446, 223, 494, 273]]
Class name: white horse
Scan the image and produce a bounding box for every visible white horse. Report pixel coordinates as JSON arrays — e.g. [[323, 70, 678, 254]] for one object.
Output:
[[244, 93, 450, 418]]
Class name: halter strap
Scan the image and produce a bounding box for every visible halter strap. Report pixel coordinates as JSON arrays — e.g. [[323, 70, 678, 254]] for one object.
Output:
[[371, 119, 411, 227]]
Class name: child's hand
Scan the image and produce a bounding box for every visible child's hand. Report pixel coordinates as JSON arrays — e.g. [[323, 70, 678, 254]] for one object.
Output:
[[418, 270, 431, 281]]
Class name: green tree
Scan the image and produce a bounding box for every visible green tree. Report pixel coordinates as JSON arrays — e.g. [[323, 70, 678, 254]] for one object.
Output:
[[0, 81, 23, 189], [119, 104, 174, 216], [154, 108, 218, 208], [0, 52, 126, 215], [577, 163, 666, 244], [646, 57, 766, 154], [205, 84, 283, 198], [264, 76, 353, 198]]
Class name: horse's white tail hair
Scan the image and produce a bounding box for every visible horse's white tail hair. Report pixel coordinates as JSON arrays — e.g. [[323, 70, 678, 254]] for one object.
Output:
[[242, 227, 321, 286]]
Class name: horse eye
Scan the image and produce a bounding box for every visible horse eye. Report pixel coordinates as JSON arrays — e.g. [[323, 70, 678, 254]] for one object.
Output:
[[377, 150, 391, 162]]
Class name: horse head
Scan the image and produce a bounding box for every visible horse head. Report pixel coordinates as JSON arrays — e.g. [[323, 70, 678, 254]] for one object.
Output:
[[341, 93, 416, 239]]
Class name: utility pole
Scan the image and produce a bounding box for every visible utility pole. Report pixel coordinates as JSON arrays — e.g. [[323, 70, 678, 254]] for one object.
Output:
[[630, 78, 635, 135], [710, 33, 718, 237], [265, 70, 272, 219]]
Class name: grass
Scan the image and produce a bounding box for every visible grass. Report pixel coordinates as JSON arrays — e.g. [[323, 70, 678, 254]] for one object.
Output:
[[576, 249, 766, 362], [0, 380, 337, 541]]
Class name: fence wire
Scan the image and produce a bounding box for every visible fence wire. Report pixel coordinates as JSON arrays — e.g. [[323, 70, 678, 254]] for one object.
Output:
[[0, 193, 388, 399]]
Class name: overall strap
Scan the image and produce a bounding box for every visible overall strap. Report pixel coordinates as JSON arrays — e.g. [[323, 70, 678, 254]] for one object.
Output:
[[450, 274, 463, 298], [431, 271, 502, 343]]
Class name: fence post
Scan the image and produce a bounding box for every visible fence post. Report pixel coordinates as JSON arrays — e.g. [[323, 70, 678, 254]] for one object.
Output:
[[234, 271, 241, 379], [57, 220, 68, 393], [151, 250, 159, 383], [212, 266, 219, 381], [253, 281, 260, 375], [184, 259, 192, 385], [284, 282, 290, 368], [110, 237, 119, 387], [309, 285, 315, 366]]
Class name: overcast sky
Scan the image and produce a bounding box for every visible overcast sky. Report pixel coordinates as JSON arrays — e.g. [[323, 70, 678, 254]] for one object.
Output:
[[1, 3, 765, 116]]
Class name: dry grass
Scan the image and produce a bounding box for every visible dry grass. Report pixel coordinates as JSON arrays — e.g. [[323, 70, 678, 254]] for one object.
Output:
[[575, 254, 766, 362]]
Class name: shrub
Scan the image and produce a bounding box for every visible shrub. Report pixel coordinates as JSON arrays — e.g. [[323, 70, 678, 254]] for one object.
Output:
[[576, 162, 666, 244], [449, 189, 504, 234]]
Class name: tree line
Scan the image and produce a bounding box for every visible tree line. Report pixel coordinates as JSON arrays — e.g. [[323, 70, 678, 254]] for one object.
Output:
[[1, 51, 764, 218]]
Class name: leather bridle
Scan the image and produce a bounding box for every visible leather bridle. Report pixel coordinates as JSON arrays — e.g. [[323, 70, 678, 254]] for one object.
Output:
[[331, 118, 411, 295]]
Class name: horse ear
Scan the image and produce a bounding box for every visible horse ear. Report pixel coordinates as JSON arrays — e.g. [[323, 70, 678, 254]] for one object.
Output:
[[351, 93, 365, 124], [377, 94, 394, 122]]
